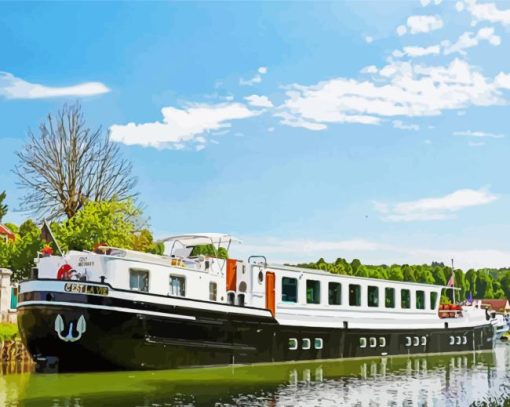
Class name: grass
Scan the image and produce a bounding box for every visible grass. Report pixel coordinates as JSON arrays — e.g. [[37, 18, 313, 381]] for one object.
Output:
[[0, 322, 18, 342]]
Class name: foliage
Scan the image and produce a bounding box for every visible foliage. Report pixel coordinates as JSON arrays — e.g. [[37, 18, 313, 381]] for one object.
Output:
[[190, 244, 229, 259], [0, 323, 18, 342], [14, 103, 137, 221], [131, 229, 165, 255], [52, 200, 143, 252], [295, 258, 510, 301], [0, 190, 7, 223]]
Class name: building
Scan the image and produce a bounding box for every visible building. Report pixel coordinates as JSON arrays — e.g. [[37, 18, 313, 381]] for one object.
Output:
[[475, 299, 510, 314], [0, 224, 15, 242]]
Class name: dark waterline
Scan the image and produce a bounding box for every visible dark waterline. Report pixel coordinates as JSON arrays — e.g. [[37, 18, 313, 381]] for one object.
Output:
[[2, 345, 510, 406]]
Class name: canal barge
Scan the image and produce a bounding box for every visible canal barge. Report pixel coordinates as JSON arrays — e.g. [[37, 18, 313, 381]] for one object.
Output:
[[17, 233, 496, 372]]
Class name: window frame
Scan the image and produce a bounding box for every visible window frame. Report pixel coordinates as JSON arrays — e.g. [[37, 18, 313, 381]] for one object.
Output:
[[306, 279, 321, 304], [328, 282, 342, 305], [169, 274, 186, 297], [385, 287, 395, 308], [209, 281, 218, 301], [282, 277, 298, 303], [349, 284, 362, 306], [401, 288, 411, 309], [416, 290, 425, 310], [367, 285, 379, 307], [129, 268, 150, 292], [430, 291, 438, 310]]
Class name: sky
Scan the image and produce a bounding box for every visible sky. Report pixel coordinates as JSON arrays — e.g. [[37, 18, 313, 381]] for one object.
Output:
[[1, 0, 510, 269]]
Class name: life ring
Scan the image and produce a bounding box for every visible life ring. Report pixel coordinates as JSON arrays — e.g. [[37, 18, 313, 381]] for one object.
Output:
[[57, 264, 74, 280]]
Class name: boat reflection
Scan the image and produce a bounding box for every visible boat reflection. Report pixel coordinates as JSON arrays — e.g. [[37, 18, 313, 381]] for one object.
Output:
[[2, 346, 510, 407]]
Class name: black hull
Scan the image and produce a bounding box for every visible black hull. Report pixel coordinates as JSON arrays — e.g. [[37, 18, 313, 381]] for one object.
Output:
[[18, 289, 495, 373]]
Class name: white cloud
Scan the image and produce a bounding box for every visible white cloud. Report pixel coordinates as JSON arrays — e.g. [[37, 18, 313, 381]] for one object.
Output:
[[463, 0, 510, 26], [399, 45, 441, 57], [374, 188, 498, 222], [278, 58, 510, 130], [443, 27, 501, 55], [231, 236, 510, 270], [393, 120, 420, 131], [404, 15, 444, 34], [453, 130, 504, 138], [244, 94, 274, 108], [0, 71, 110, 99], [361, 65, 378, 74], [496, 72, 510, 89], [240, 66, 268, 86], [456, 1, 465, 12], [364, 35, 374, 44], [109, 102, 259, 149]]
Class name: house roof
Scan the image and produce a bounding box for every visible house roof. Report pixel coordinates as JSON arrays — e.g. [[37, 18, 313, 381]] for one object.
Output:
[[480, 299, 510, 311], [0, 224, 15, 239]]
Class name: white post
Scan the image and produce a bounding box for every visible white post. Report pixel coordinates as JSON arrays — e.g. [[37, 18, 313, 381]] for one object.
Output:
[[0, 268, 13, 322]]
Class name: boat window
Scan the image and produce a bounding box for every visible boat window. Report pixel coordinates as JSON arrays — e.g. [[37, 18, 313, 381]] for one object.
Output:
[[385, 287, 395, 308], [369, 337, 377, 348], [367, 286, 379, 307], [416, 290, 425, 309], [314, 338, 323, 350], [302, 338, 311, 350], [401, 289, 411, 309], [306, 280, 321, 304], [349, 284, 361, 306], [360, 337, 367, 348], [430, 292, 438, 310], [289, 338, 298, 350], [379, 337, 386, 347], [282, 277, 298, 303], [209, 282, 217, 301], [328, 282, 342, 305], [169, 275, 185, 297], [129, 269, 149, 292]]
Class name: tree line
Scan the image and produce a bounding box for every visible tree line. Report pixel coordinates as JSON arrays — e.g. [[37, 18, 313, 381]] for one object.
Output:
[[294, 258, 510, 301]]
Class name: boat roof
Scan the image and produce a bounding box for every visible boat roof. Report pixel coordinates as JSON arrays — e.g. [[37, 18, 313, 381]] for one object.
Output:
[[160, 233, 242, 247]]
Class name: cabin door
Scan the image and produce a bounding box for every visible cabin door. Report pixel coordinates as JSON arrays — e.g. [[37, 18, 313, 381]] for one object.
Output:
[[265, 271, 276, 316]]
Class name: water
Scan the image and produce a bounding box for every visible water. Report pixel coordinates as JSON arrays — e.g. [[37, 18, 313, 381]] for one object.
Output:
[[2, 345, 510, 406]]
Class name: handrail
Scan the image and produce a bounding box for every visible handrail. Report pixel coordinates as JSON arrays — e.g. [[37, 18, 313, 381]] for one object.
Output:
[[248, 255, 267, 267]]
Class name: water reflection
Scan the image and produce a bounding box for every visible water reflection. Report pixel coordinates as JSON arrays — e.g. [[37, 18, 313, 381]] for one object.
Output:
[[2, 345, 510, 406]]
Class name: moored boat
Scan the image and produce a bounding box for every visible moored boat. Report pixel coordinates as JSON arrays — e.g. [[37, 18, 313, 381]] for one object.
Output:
[[17, 233, 496, 373]]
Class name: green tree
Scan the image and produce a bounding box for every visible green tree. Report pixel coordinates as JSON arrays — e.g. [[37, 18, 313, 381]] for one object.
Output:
[[52, 200, 142, 251], [10, 220, 43, 281], [0, 191, 7, 223]]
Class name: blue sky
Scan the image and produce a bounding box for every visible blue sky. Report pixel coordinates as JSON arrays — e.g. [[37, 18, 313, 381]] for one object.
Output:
[[1, 0, 510, 269]]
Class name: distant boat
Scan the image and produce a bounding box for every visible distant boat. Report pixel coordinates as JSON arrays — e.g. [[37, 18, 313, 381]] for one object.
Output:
[[491, 314, 509, 340], [17, 233, 496, 373]]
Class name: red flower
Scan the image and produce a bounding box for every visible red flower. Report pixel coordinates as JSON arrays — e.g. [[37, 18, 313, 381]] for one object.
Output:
[[41, 245, 53, 257]]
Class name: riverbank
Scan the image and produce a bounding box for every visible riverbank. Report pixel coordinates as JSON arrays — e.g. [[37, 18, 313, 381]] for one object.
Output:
[[0, 323, 33, 375]]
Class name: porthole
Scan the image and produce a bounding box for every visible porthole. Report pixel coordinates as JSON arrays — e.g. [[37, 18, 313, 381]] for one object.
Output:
[[369, 337, 377, 348], [379, 337, 386, 347], [456, 336, 461, 345], [314, 338, 323, 350], [405, 336, 412, 347], [360, 337, 367, 348], [462, 336, 467, 345], [449, 336, 455, 345], [413, 336, 419, 346], [289, 338, 298, 350], [258, 271, 264, 283], [302, 338, 311, 350], [421, 336, 427, 346]]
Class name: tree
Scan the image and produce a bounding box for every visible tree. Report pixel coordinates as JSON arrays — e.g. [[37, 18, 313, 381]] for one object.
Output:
[[0, 191, 7, 223], [52, 200, 142, 251], [10, 220, 43, 281], [14, 103, 137, 221]]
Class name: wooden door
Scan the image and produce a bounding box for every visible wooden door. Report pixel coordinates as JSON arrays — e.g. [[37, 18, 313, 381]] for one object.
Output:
[[265, 271, 275, 316]]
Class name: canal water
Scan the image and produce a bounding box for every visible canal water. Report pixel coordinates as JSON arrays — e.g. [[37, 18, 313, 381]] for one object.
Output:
[[1, 344, 510, 406]]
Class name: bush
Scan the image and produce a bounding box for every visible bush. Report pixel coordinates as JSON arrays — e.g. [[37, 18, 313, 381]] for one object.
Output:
[[0, 323, 18, 342]]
